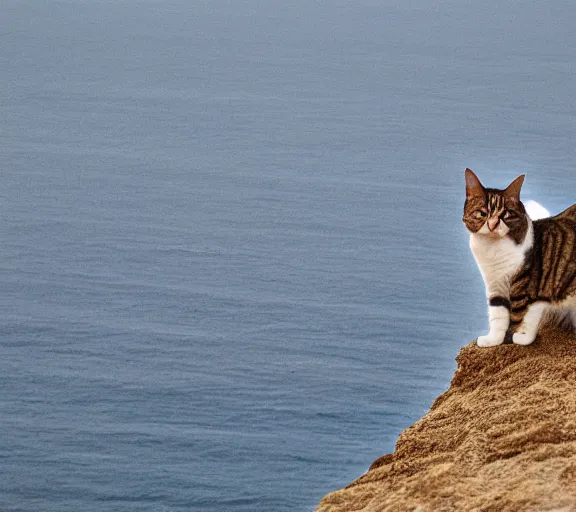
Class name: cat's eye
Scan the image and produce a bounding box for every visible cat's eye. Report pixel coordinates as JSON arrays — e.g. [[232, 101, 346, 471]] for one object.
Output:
[[503, 211, 516, 220], [473, 210, 487, 219]]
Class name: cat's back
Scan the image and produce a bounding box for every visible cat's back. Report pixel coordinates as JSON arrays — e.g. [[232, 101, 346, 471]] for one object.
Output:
[[514, 204, 576, 301], [532, 203, 576, 240], [530, 206, 576, 275], [549, 203, 576, 223]]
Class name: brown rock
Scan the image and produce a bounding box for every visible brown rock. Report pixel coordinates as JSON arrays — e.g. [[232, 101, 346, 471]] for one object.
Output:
[[317, 326, 576, 512]]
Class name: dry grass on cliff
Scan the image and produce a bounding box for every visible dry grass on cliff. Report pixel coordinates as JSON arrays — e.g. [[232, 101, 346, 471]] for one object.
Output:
[[317, 327, 576, 512]]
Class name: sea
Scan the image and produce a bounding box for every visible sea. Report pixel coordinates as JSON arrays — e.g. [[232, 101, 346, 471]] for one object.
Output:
[[1, 1, 576, 511]]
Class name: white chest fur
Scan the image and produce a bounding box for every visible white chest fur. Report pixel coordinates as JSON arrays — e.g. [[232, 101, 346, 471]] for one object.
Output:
[[469, 222, 533, 297]]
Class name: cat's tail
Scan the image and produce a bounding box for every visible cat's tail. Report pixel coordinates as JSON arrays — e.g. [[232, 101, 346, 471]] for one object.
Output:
[[542, 307, 575, 332], [563, 308, 576, 332], [560, 309, 576, 332]]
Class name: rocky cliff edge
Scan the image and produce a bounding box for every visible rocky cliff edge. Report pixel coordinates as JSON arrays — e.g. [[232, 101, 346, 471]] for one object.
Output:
[[317, 327, 576, 512]]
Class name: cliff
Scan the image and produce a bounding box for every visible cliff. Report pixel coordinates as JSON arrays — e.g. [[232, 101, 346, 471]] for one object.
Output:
[[317, 326, 576, 512]]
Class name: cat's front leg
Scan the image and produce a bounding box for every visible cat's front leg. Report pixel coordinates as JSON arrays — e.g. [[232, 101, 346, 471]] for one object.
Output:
[[477, 297, 510, 347], [511, 301, 548, 345]]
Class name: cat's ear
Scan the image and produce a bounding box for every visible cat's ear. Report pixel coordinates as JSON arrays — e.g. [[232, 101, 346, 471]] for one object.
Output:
[[465, 168, 485, 199], [504, 174, 525, 201]]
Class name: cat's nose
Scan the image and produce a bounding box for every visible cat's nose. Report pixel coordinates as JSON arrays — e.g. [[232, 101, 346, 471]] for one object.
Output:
[[488, 216, 500, 231]]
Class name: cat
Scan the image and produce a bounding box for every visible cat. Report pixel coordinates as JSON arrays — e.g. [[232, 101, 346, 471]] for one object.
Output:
[[462, 168, 576, 347]]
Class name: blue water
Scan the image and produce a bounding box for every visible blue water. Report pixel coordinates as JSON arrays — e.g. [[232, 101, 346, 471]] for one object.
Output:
[[2, 1, 576, 510]]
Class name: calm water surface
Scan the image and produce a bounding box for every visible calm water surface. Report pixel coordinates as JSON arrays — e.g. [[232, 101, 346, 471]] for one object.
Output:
[[1, 1, 576, 510]]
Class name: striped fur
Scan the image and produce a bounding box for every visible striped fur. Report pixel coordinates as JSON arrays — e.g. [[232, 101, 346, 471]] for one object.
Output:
[[463, 169, 576, 347]]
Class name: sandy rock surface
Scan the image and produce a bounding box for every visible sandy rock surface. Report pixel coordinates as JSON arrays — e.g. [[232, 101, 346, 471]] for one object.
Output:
[[317, 327, 576, 512]]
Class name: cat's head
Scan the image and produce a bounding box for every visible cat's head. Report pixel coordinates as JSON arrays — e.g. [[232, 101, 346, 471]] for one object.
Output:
[[462, 168, 529, 244]]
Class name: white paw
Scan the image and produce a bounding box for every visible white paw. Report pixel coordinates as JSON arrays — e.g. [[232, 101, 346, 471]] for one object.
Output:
[[512, 332, 535, 346], [477, 334, 505, 347]]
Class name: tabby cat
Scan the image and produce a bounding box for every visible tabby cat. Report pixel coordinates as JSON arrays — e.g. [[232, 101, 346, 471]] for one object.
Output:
[[462, 168, 576, 347]]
